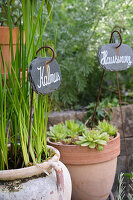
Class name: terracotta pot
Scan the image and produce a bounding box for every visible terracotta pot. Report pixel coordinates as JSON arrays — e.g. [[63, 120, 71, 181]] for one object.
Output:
[[3, 69, 28, 87], [0, 145, 72, 200], [0, 27, 26, 83], [0, 27, 18, 74], [47, 133, 120, 200]]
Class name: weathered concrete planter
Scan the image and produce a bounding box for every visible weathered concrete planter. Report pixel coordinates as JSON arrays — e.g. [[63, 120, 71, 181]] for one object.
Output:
[[0, 145, 72, 200], [48, 133, 120, 200]]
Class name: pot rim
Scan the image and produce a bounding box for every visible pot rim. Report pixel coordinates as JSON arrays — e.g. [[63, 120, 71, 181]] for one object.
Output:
[[47, 133, 120, 165], [0, 26, 18, 29], [0, 145, 60, 181], [0, 26, 24, 45]]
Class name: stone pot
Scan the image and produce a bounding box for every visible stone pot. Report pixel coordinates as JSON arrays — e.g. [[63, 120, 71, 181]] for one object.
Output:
[[0, 145, 72, 200], [47, 133, 120, 200]]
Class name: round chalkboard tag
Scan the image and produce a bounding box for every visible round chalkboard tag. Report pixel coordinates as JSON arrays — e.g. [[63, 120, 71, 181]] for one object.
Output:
[[98, 43, 133, 71], [29, 57, 61, 95]]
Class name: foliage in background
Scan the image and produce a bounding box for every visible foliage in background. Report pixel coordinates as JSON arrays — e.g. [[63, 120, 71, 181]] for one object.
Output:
[[117, 173, 133, 200], [0, 0, 22, 26], [44, 0, 133, 108], [117, 173, 125, 200], [48, 120, 118, 151], [86, 97, 119, 126]]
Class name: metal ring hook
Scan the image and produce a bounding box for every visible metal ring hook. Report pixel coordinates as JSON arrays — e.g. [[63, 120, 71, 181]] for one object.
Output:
[[112, 26, 122, 33], [36, 46, 55, 64], [109, 30, 122, 48]]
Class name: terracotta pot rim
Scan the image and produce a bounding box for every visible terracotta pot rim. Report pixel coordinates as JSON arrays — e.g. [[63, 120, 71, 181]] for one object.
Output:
[[0, 145, 60, 181], [0, 26, 18, 30], [47, 133, 120, 164], [0, 26, 24, 45], [47, 132, 120, 147]]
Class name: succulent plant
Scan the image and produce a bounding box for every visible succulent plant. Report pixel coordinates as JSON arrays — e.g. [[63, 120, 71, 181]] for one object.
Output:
[[75, 130, 109, 151], [47, 123, 69, 142], [97, 120, 118, 136], [48, 120, 118, 151]]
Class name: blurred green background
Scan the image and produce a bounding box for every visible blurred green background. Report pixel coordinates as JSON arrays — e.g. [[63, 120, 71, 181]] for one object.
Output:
[[43, 0, 133, 109]]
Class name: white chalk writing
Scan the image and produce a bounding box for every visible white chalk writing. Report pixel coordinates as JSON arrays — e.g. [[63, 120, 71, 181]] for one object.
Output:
[[37, 65, 60, 89], [100, 50, 132, 67]]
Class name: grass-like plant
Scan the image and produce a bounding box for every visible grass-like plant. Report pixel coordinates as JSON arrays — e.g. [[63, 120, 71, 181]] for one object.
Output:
[[48, 120, 118, 151], [0, 63, 9, 170], [117, 173, 133, 200], [0, 0, 54, 170]]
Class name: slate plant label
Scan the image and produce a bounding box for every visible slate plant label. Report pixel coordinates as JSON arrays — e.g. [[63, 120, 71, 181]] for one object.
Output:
[[29, 57, 61, 94], [98, 44, 133, 71]]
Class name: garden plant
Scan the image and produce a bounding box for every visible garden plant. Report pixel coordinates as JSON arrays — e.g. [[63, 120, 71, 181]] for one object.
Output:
[[0, 0, 53, 171], [0, 0, 133, 199], [0, 0, 72, 199], [45, 0, 133, 109], [48, 119, 120, 200], [48, 119, 118, 151]]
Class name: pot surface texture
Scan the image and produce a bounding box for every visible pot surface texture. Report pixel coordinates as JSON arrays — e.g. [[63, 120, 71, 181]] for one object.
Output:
[[48, 133, 120, 200], [0, 146, 72, 200]]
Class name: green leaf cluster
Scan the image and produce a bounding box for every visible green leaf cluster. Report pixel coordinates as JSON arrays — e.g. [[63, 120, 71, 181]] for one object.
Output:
[[48, 120, 86, 143], [76, 130, 109, 151], [86, 97, 119, 126], [117, 173, 133, 200], [48, 120, 118, 151], [97, 120, 118, 136], [48, 123, 70, 142], [0, 0, 54, 170], [44, 0, 133, 108], [65, 120, 86, 138], [0, 0, 22, 26]]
